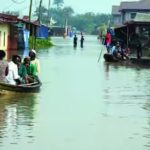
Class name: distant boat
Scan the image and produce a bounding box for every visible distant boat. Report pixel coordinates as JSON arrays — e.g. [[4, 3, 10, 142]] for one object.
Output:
[[0, 81, 42, 93]]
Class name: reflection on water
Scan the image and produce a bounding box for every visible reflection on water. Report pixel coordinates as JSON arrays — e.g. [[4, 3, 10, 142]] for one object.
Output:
[[0, 93, 38, 146], [102, 62, 150, 149]]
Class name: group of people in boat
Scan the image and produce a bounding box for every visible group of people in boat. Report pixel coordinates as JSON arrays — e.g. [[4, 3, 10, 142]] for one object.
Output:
[[104, 29, 130, 60], [0, 49, 40, 85], [109, 41, 130, 60], [103, 29, 144, 60]]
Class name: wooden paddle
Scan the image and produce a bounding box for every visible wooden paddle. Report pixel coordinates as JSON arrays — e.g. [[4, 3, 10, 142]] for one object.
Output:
[[97, 47, 103, 62]]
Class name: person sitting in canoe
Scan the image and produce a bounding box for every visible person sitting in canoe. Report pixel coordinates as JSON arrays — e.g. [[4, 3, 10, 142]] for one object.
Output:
[[19, 57, 37, 84], [120, 43, 130, 60], [111, 41, 129, 60], [6, 55, 22, 85], [110, 41, 121, 59], [0, 50, 8, 83]]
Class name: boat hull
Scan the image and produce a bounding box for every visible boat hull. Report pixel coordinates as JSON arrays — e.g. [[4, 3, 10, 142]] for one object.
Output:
[[103, 53, 119, 62], [0, 82, 42, 92]]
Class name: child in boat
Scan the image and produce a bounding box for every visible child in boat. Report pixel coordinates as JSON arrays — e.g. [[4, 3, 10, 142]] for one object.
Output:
[[19, 57, 37, 84]]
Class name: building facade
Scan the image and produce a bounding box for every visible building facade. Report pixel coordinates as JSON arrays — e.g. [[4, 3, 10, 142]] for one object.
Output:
[[112, 0, 150, 26]]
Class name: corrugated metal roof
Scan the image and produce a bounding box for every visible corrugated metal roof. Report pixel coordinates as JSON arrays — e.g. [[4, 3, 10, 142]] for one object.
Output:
[[119, 0, 150, 11], [0, 13, 39, 26]]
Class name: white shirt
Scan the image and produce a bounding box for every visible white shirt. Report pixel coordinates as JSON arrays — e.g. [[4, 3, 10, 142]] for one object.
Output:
[[6, 61, 20, 85], [111, 46, 116, 54]]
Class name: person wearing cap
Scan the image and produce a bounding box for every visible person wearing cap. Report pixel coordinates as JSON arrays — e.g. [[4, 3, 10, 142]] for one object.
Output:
[[29, 50, 40, 82], [0, 50, 8, 82], [29, 50, 40, 75]]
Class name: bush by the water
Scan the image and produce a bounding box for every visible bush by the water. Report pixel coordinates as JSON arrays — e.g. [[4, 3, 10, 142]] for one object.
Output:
[[29, 37, 54, 49]]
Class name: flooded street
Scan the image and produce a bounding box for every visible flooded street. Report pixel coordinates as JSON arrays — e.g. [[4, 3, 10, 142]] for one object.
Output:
[[1, 35, 150, 150]]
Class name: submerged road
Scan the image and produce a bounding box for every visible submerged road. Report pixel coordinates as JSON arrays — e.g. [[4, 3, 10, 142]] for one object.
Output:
[[0, 35, 150, 150]]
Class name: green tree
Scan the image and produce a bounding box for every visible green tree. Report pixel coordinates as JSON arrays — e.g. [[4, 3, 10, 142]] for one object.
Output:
[[49, 8, 64, 26], [70, 13, 111, 34], [62, 6, 74, 19], [34, 5, 111, 35], [98, 24, 107, 37], [53, 0, 64, 9], [62, 6, 74, 26], [34, 6, 48, 24]]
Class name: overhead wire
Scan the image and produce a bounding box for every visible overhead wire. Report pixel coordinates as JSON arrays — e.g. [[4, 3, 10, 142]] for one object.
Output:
[[11, 0, 26, 4], [2, 0, 38, 18], [2, 2, 15, 11], [2, 0, 26, 12]]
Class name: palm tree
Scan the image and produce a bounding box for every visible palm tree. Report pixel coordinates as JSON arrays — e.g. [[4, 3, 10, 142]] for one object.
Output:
[[53, 0, 64, 9], [62, 6, 74, 19], [62, 7, 74, 33]]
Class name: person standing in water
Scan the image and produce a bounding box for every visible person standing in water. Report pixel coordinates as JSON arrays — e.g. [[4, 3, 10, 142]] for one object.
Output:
[[80, 35, 84, 48], [73, 34, 78, 48]]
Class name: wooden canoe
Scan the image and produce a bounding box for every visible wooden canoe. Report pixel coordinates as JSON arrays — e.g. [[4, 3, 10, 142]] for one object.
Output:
[[0, 81, 42, 92], [103, 53, 119, 62]]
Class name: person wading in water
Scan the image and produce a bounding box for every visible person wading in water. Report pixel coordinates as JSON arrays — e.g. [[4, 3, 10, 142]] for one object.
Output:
[[73, 34, 78, 48], [80, 35, 84, 48]]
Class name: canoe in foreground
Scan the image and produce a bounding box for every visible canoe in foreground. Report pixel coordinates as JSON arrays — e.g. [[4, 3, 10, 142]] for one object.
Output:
[[103, 53, 119, 62], [0, 82, 42, 92]]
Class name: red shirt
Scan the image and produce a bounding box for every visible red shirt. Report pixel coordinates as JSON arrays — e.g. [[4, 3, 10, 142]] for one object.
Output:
[[106, 33, 111, 44]]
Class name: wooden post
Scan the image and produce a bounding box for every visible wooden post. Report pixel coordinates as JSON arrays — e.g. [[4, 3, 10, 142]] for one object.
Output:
[[38, 0, 43, 24], [29, 0, 33, 21], [47, 0, 51, 26], [65, 18, 67, 34], [29, 0, 33, 48], [127, 25, 129, 48]]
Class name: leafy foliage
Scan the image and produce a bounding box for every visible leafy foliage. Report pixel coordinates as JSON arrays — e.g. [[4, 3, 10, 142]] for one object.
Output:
[[62, 6, 74, 19], [70, 13, 111, 34], [34, 6, 49, 24], [33, 5, 111, 34], [53, 0, 64, 9], [29, 37, 54, 49]]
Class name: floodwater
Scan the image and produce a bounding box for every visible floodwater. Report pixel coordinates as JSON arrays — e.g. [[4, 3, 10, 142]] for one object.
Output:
[[0, 35, 150, 150]]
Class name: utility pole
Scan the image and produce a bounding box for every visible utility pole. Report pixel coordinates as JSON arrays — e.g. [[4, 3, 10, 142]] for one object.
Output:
[[38, 0, 43, 24], [47, 0, 51, 26], [65, 18, 67, 34], [29, 0, 33, 21]]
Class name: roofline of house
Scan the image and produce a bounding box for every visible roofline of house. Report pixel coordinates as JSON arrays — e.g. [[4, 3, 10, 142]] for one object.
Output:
[[119, 9, 150, 12], [125, 20, 150, 25]]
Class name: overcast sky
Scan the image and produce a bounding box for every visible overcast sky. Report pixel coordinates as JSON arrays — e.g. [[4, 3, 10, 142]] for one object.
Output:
[[0, 0, 139, 16]]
